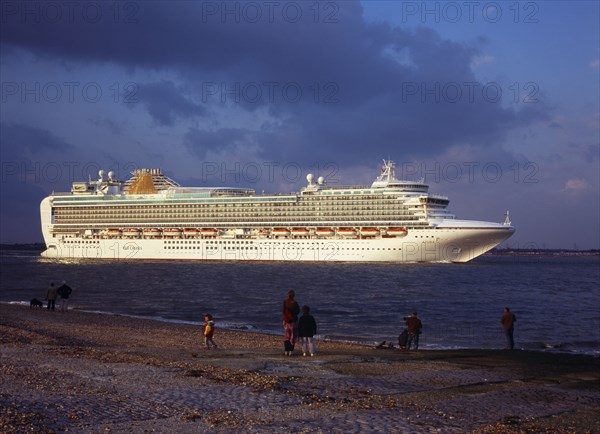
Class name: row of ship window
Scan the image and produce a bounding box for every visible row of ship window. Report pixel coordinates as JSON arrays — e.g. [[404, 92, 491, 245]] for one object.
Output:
[[54, 239, 407, 251], [55, 217, 421, 225], [55, 196, 403, 209], [51, 221, 432, 234], [165, 240, 253, 244], [55, 205, 405, 212], [56, 237, 433, 244], [56, 210, 413, 216], [55, 216, 418, 223], [165, 245, 401, 251], [163, 240, 406, 244], [54, 204, 410, 215], [55, 211, 418, 218]]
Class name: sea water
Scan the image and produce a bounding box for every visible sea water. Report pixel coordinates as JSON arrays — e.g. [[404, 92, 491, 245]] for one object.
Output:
[[1, 250, 598, 355]]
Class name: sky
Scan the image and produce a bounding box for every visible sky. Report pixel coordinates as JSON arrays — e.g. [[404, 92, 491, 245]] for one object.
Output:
[[1, 0, 598, 249]]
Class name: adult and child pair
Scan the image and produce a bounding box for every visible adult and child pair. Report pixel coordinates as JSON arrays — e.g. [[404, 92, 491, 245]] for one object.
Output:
[[397, 311, 423, 350], [283, 290, 317, 356], [200, 291, 318, 357]]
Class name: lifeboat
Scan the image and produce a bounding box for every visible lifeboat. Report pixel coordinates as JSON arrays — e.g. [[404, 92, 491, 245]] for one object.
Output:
[[316, 227, 334, 236], [291, 227, 309, 236], [122, 228, 141, 237], [272, 228, 290, 236], [337, 227, 356, 236], [201, 228, 219, 236], [184, 228, 200, 236], [163, 228, 183, 237], [143, 228, 162, 237], [386, 227, 408, 237], [107, 228, 122, 237], [360, 227, 380, 236]]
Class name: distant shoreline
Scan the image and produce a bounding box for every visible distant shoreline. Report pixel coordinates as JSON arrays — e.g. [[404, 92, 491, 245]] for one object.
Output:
[[0, 243, 46, 251], [1, 243, 598, 256], [486, 248, 600, 257]]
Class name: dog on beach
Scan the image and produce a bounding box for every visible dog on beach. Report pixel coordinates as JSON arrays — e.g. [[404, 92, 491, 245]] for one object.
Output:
[[376, 341, 394, 349], [30, 298, 44, 308]]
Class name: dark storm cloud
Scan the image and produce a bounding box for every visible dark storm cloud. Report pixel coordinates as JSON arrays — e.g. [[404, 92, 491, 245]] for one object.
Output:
[[0, 122, 74, 157], [0, 177, 48, 243], [0, 1, 366, 73], [185, 127, 252, 157], [0, 123, 75, 243], [88, 117, 123, 135], [137, 81, 207, 126], [1, 1, 549, 164]]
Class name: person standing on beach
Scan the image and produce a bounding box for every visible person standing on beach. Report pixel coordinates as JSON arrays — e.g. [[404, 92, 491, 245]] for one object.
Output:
[[398, 328, 408, 350], [203, 314, 217, 349], [57, 281, 72, 312], [405, 311, 423, 350], [298, 305, 317, 357], [501, 307, 517, 350], [282, 290, 300, 356], [46, 282, 58, 311]]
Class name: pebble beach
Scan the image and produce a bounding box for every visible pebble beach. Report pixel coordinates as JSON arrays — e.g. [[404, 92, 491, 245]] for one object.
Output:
[[1, 303, 599, 433]]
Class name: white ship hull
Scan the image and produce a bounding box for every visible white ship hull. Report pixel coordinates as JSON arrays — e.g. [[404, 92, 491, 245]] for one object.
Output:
[[40, 161, 515, 263], [40, 226, 513, 263]]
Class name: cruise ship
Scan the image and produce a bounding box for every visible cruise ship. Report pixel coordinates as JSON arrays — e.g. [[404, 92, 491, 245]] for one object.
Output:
[[40, 160, 515, 262]]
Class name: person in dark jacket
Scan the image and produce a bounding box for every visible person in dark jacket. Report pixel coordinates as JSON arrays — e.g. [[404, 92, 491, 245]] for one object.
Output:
[[282, 290, 300, 356], [46, 282, 58, 311], [405, 311, 422, 350], [298, 305, 318, 356], [57, 281, 72, 312], [500, 307, 517, 350], [397, 329, 408, 350]]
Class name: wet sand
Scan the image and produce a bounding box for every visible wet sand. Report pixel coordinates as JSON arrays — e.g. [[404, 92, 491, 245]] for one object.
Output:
[[1, 303, 599, 433]]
